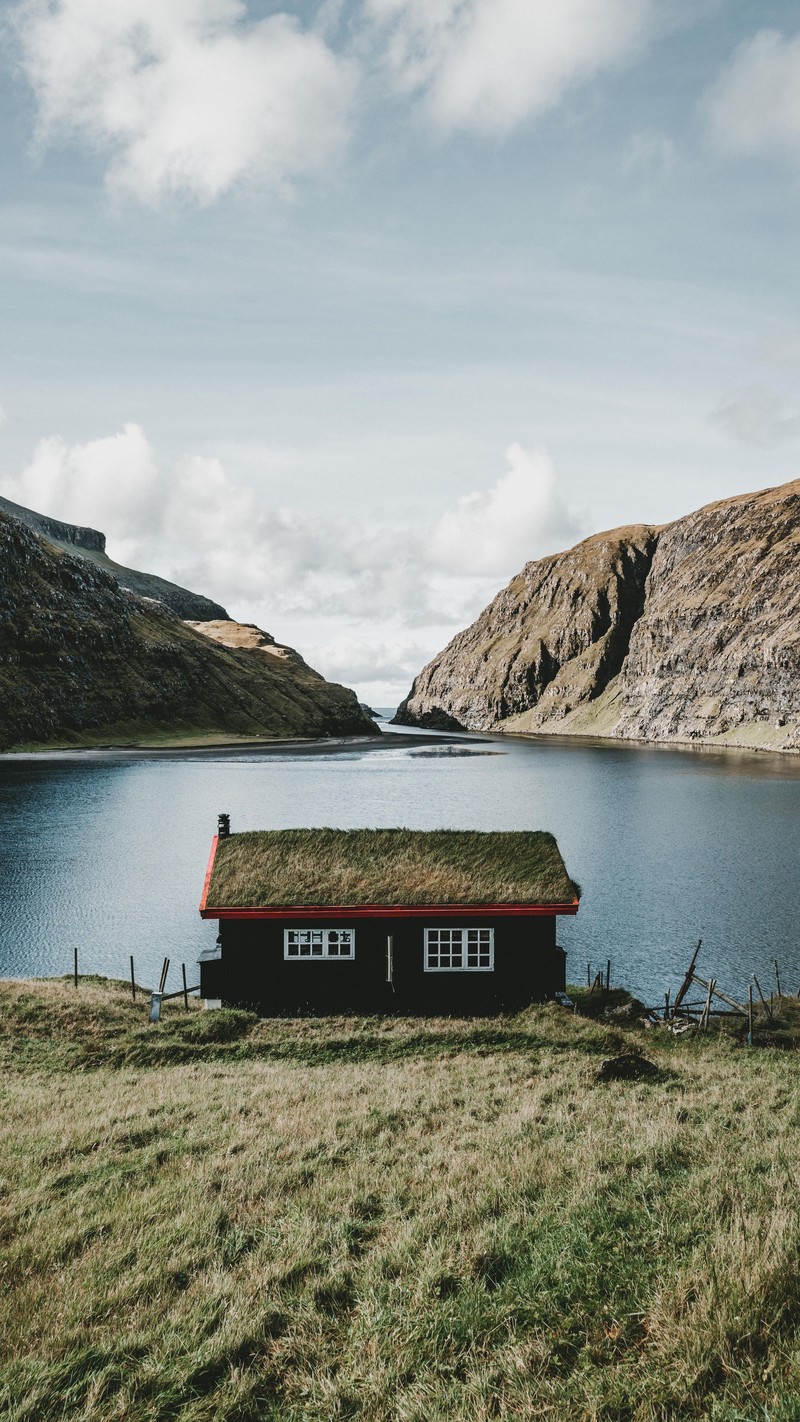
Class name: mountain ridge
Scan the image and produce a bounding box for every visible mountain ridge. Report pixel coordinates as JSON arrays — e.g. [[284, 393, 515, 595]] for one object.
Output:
[[0, 505, 376, 750], [0, 494, 229, 622]]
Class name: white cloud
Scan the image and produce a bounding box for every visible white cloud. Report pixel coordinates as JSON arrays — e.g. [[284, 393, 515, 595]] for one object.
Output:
[[13, 0, 355, 204], [1, 424, 584, 686], [709, 386, 800, 449], [301, 631, 452, 706], [704, 29, 800, 161], [309, 634, 435, 687], [429, 443, 580, 574], [9, 423, 163, 561], [0, 403, 7, 427], [11, 0, 693, 199], [364, 0, 655, 135]]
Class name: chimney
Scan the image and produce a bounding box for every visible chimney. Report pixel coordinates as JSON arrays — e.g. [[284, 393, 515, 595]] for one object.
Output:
[[218, 813, 231, 839]]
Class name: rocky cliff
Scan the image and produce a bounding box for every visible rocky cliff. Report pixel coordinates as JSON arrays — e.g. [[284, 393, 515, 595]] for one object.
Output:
[[395, 480, 800, 753], [0, 495, 228, 621], [0, 511, 377, 749]]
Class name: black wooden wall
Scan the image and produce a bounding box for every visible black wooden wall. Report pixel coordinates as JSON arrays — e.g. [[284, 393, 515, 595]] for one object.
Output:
[[200, 915, 566, 1015]]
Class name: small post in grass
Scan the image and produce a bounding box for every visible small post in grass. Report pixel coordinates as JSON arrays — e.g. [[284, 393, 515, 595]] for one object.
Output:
[[664, 989, 671, 1022], [73, 946, 78, 990], [606, 959, 611, 992], [748, 985, 754, 1046], [158, 957, 170, 994], [773, 959, 782, 998], [130, 955, 136, 1002], [701, 978, 714, 1029], [587, 962, 591, 987], [182, 963, 189, 1012]]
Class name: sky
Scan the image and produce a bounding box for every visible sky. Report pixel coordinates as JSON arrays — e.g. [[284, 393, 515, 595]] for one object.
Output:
[[1, 0, 800, 705]]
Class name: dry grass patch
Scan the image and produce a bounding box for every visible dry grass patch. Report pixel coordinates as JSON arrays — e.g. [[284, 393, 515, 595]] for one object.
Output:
[[1, 980, 800, 1421]]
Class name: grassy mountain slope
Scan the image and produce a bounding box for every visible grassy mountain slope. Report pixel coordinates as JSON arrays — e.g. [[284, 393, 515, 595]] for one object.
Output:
[[0, 511, 376, 749]]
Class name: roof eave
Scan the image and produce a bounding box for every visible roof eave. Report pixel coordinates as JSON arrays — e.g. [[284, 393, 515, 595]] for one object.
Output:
[[200, 899, 580, 920]]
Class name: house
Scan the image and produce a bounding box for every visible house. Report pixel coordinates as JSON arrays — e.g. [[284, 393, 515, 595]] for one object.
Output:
[[198, 820, 579, 1016]]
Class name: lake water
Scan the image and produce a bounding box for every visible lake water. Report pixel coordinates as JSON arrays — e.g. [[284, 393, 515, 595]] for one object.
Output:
[[1, 723, 798, 1006]]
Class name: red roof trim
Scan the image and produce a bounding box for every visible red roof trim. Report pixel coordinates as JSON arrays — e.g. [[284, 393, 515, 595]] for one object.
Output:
[[199, 835, 219, 913], [200, 899, 579, 921]]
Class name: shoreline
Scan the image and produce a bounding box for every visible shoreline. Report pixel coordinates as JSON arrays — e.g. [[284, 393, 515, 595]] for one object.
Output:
[[0, 728, 485, 762], [503, 727, 800, 761], [393, 719, 800, 761], [2, 720, 797, 765]]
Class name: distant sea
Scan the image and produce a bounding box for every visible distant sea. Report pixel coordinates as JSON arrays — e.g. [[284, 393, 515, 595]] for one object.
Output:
[[1, 717, 798, 1005]]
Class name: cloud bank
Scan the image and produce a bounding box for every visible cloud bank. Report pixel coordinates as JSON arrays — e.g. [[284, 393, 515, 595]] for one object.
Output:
[[704, 29, 800, 162], [12, 0, 665, 201], [364, 0, 655, 135], [13, 0, 355, 203], [429, 444, 579, 573], [1, 422, 582, 685]]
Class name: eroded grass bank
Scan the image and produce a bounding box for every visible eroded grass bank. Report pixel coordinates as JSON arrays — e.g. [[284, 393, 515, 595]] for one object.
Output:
[[1, 980, 800, 1422]]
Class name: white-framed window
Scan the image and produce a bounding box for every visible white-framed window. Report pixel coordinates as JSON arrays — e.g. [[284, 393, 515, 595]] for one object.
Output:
[[424, 927, 494, 972], [284, 928, 355, 960]]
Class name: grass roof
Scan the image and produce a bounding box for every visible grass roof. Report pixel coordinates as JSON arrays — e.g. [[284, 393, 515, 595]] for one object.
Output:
[[206, 829, 579, 908]]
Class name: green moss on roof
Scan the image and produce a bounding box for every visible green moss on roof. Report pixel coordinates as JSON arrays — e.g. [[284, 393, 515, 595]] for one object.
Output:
[[206, 829, 579, 908]]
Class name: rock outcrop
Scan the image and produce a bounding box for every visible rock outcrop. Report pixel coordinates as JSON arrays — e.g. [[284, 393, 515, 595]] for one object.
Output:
[[0, 511, 377, 749], [0, 495, 228, 622], [614, 483, 800, 748], [395, 480, 800, 753], [0, 494, 107, 554]]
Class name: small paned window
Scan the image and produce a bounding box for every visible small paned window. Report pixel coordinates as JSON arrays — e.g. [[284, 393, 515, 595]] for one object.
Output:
[[424, 927, 494, 972], [284, 929, 355, 960]]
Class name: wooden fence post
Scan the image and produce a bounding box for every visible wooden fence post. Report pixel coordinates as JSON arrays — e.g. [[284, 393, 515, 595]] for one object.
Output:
[[752, 974, 772, 1020], [748, 985, 754, 1046], [130, 955, 136, 1002], [73, 946, 78, 990], [672, 939, 702, 1017], [182, 963, 189, 1012]]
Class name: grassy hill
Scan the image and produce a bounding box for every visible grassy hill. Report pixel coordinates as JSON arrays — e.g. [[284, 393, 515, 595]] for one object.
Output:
[[0, 511, 376, 749], [2, 979, 799, 1421]]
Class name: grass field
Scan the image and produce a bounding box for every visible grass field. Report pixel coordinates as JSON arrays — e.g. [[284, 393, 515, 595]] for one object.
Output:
[[2, 979, 800, 1421]]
